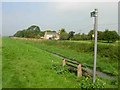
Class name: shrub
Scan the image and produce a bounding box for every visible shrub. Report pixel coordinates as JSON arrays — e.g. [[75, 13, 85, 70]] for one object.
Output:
[[51, 64, 69, 75], [79, 77, 106, 88], [97, 44, 118, 60]]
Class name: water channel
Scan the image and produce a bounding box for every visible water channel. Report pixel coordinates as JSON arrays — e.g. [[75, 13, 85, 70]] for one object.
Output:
[[42, 49, 116, 80]]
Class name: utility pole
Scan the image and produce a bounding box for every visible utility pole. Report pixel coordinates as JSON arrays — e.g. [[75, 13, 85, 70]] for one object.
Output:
[[90, 9, 98, 83]]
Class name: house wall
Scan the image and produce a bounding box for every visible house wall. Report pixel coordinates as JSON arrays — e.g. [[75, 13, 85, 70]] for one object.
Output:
[[44, 32, 60, 40]]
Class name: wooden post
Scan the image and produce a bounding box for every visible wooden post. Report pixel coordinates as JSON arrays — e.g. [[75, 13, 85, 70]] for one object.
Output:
[[77, 64, 82, 78], [62, 59, 66, 66]]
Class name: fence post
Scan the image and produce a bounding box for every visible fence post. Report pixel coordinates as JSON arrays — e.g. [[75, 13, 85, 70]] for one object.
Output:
[[77, 64, 82, 78], [62, 59, 66, 66]]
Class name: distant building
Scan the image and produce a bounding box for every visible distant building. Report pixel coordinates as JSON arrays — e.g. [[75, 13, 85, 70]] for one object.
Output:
[[44, 31, 60, 40]]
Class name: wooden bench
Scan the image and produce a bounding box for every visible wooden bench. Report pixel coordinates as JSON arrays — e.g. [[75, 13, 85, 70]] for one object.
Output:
[[62, 58, 82, 78]]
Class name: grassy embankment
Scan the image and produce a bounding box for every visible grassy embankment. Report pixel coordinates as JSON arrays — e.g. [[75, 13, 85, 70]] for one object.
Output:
[[2, 38, 83, 88], [2, 38, 118, 88]]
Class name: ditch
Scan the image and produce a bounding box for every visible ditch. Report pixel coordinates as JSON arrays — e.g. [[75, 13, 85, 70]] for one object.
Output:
[[41, 48, 116, 80]]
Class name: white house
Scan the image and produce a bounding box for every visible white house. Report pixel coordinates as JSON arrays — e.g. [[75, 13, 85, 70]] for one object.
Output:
[[44, 31, 60, 40]]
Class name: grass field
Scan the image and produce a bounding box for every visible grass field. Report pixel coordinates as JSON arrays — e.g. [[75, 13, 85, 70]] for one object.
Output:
[[2, 38, 82, 88], [2, 37, 118, 88], [21, 39, 118, 76]]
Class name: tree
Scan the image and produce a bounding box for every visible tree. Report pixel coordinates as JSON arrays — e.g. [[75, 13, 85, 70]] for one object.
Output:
[[68, 31, 75, 40], [59, 28, 69, 40], [81, 33, 88, 40], [13, 31, 22, 37], [97, 31, 103, 40], [88, 30, 94, 40], [103, 30, 119, 43], [59, 28, 66, 34], [60, 32, 69, 40], [13, 25, 42, 38], [119, 35, 120, 40], [27, 25, 40, 32], [72, 33, 81, 40]]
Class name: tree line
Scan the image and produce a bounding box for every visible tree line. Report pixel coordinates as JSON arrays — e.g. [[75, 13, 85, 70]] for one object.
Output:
[[59, 28, 119, 43], [13, 25, 119, 43], [13, 25, 45, 38]]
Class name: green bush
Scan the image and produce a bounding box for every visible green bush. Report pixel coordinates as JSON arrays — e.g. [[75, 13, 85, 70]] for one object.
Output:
[[51, 64, 69, 75], [52, 64, 106, 88], [79, 77, 106, 88], [97, 44, 118, 59]]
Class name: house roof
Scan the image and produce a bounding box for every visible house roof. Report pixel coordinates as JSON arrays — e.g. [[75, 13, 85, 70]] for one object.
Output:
[[45, 32, 58, 35]]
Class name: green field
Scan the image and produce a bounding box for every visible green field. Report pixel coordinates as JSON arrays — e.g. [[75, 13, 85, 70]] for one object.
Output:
[[2, 38, 118, 88], [2, 38, 82, 88], [21, 39, 118, 76]]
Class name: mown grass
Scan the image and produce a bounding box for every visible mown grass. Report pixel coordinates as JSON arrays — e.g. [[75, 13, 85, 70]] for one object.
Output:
[[2, 38, 118, 88], [2, 38, 83, 88]]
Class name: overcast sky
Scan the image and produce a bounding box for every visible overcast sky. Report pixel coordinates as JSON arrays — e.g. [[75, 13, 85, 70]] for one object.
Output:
[[1, 0, 118, 36]]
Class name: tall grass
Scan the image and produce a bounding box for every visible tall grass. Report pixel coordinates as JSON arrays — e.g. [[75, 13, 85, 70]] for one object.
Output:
[[39, 40, 118, 60]]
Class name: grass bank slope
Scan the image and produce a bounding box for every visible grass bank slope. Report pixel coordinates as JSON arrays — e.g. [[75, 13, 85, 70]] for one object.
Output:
[[2, 38, 80, 88]]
